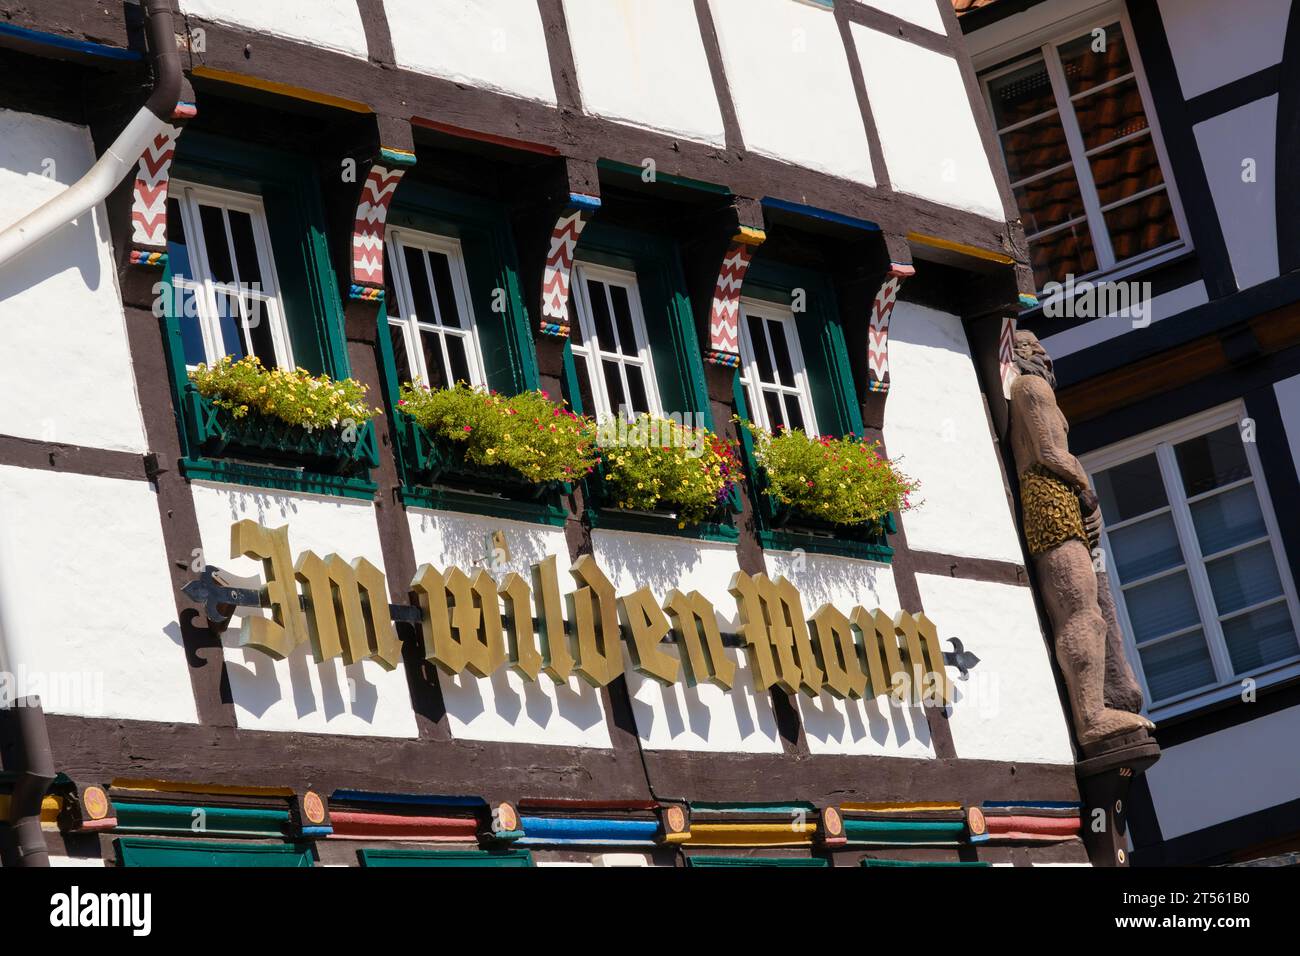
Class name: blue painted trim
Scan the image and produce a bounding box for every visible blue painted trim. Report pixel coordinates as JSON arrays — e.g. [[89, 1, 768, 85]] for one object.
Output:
[[568, 192, 602, 211], [0, 22, 141, 61], [760, 196, 880, 232], [331, 790, 487, 808], [300, 826, 334, 837], [517, 816, 660, 845]]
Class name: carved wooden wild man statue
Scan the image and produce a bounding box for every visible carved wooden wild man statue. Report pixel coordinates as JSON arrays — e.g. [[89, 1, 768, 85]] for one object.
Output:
[[1009, 330, 1153, 748]]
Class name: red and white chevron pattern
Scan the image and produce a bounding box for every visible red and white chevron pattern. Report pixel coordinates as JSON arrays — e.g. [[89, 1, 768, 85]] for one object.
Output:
[[999, 315, 1018, 399], [541, 208, 590, 328], [130, 125, 182, 249], [708, 241, 755, 355], [351, 164, 406, 288], [866, 265, 915, 394]]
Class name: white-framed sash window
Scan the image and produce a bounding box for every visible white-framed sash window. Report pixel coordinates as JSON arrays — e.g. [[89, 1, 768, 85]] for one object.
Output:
[[569, 262, 660, 419], [737, 298, 817, 436], [1083, 404, 1300, 718], [166, 181, 293, 370], [383, 229, 486, 389]]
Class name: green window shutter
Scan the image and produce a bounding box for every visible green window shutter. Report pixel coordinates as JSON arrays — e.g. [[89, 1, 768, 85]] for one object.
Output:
[[115, 838, 314, 868], [358, 848, 534, 867]]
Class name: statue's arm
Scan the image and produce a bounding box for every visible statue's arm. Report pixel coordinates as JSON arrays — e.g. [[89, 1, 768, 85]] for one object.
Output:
[[1011, 376, 1093, 493]]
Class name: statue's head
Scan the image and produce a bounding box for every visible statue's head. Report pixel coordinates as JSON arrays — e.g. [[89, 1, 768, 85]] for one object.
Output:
[[1013, 330, 1056, 390]]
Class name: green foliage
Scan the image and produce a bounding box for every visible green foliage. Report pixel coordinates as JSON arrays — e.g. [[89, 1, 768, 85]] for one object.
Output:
[[398, 382, 598, 484], [189, 356, 379, 430], [741, 421, 917, 527], [599, 414, 740, 526]]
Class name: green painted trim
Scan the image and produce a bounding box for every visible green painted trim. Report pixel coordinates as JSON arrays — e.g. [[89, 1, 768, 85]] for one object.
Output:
[[113, 802, 290, 837], [843, 820, 967, 845], [596, 158, 731, 195], [359, 848, 534, 867], [401, 486, 569, 527], [757, 528, 893, 563], [183, 458, 378, 500], [115, 837, 313, 867], [687, 856, 829, 868], [862, 859, 991, 868], [586, 505, 740, 543]]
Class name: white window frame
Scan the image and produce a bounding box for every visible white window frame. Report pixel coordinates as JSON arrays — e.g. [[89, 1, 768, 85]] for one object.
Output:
[[569, 261, 661, 420], [737, 298, 818, 436], [1082, 403, 1300, 721], [170, 180, 294, 370], [977, 3, 1191, 288], [384, 228, 488, 389]]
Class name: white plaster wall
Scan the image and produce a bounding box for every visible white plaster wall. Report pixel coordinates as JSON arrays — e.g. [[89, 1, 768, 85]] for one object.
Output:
[[857, 0, 947, 35], [852, 25, 1003, 219], [180, 0, 369, 60], [1040, 281, 1209, 359], [763, 549, 936, 757], [708, 0, 875, 185], [1158, 0, 1291, 99], [0, 109, 146, 453], [408, 509, 611, 748], [595, 530, 781, 753], [563, 0, 725, 146], [1277, 373, 1300, 487], [190, 482, 418, 738], [49, 856, 107, 867], [917, 573, 1075, 764], [0, 466, 199, 724], [384, 0, 557, 105], [1144, 704, 1300, 839], [883, 302, 1024, 563], [1194, 96, 1280, 292]]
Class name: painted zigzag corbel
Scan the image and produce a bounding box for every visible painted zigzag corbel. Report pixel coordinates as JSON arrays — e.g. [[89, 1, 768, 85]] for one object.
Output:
[[704, 226, 766, 367], [999, 315, 1018, 399], [349, 146, 417, 302], [539, 192, 601, 337], [866, 261, 916, 393], [128, 102, 197, 267]]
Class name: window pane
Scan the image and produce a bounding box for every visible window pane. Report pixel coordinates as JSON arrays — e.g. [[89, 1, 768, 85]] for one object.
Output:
[[609, 283, 639, 357], [1103, 189, 1179, 261], [1189, 483, 1267, 556], [988, 59, 1056, 128], [1206, 543, 1283, 615], [177, 286, 206, 366], [1139, 630, 1216, 702], [227, 209, 262, 286], [445, 333, 472, 385], [213, 287, 246, 362], [1109, 512, 1183, 584], [1028, 221, 1096, 288], [245, 297, 277, 366], [1089, 134, 1166, 208], [388, 321, 413, 385], [587, 279, 616, 351], [602, 359, 627, 416], [1014, 167, 1087, 234], [199, 204, 235, 284], [1058, 23, 1132, 97], [1000, 113, 1072, 181], [403, 245, 436, 322], [1221, 603, 1299, 674], [166, 197, 192, 279], [625, 364, 650, 415], [747, 313, 775, 383], [1124, 571, 1200, 643], [1073, 77, 1149, 151], [763, 391, 784, 431], [418, 329, 449, 390], [1175, 426, 1251, 497], [1095, 454, 1166, 524], [426, 250, 462, 329], [768, 319, 796, 387], [785, 396, 806, 434]]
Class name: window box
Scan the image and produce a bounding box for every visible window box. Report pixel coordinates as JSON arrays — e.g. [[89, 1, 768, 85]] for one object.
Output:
[[585, 463, 741, 542], [755, 481, 897, 563]]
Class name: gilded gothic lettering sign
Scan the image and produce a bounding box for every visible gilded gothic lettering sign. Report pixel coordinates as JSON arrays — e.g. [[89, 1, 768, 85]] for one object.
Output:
[[197, 521, 965, 707]]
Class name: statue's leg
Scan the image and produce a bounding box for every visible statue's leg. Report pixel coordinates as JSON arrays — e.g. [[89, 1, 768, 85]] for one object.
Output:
[[1096, 569, 1145, 713], [1035, 541, 1153, 746]]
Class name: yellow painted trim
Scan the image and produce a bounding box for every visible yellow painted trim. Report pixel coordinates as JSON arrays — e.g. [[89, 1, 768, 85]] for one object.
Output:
[[684, 822, 817, 846], [907, 232, 1015, 265], [0, 794, 61, 823], [733, 226, 767, 246], [663, 831, 692, 844], [841, 801, 962, 813], [191, 67, 372, 114], [111, 778, 295, 798]]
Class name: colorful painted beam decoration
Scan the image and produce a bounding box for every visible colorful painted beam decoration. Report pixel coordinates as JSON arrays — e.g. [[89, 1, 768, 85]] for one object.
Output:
[[705, 226, 766, 367], [540, 192, 601, 337], [128, 102, 197, 268], [185, 520, 970, 707], [972, 801, 1083, 843], [999, 315, 1018, 400], [866, 262, 917, 394], [349, 146, 417, 302]]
